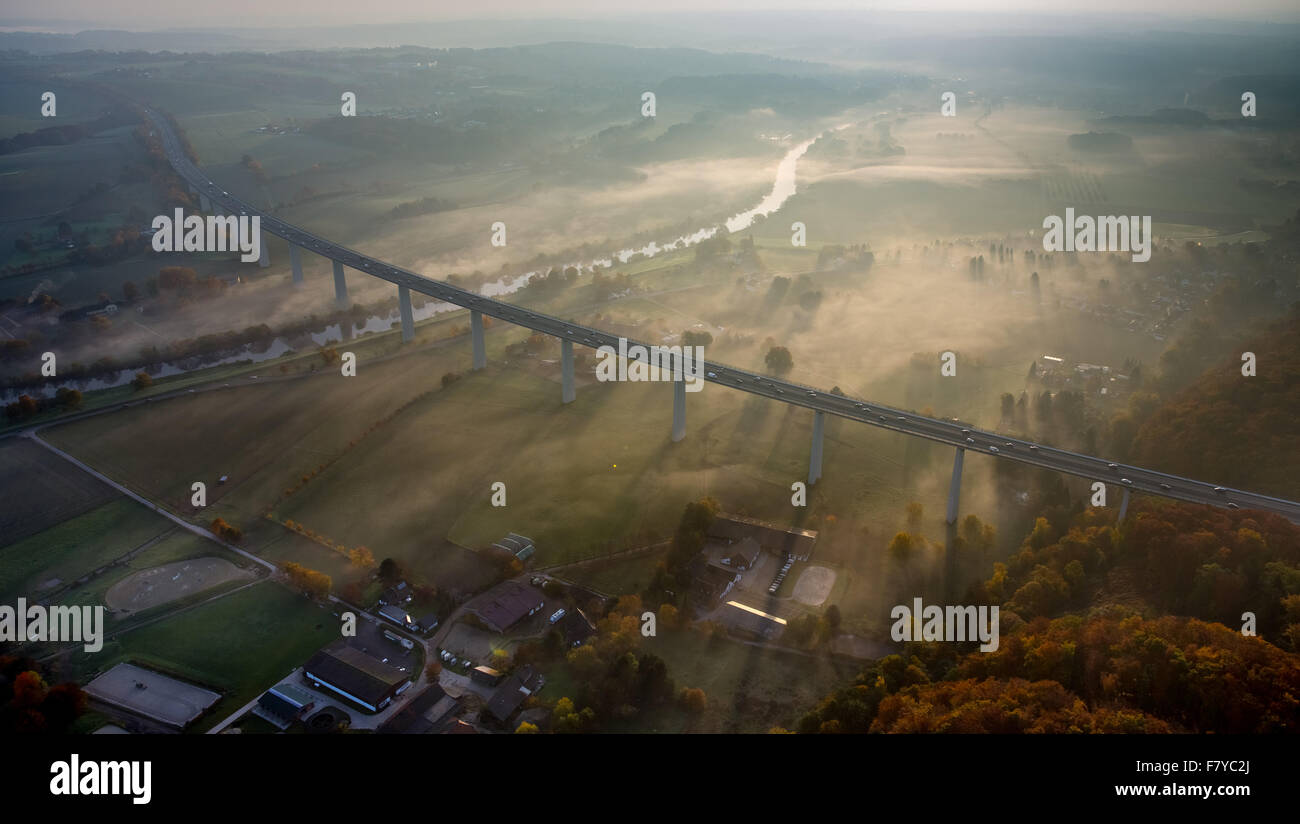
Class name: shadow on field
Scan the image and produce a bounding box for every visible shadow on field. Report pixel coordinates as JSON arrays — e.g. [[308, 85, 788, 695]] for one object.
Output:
[[759, 403, 803, 472], [726, 393, 776, 454]]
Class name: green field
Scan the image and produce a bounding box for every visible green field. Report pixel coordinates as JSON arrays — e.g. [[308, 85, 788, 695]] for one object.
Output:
[[50, 581, 336, 733], [0, 497, 177, 605], [0, 437, 117, 545], [0, 80, 110, 140], [274, 358, 922, 569], [558, 548, 669, 596], [50, 529, 251, 624], [0, 124, 147, 275], [40, 342, 478, 521]]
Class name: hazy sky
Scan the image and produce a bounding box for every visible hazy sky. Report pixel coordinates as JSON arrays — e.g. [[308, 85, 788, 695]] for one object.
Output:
[[5, 0, 1299, 30]]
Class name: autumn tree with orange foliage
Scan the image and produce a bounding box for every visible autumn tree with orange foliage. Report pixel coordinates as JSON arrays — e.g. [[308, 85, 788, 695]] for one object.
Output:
[[0, 657, 89, 734], [283, 561, 331, 600], [801, 497, 1300, 734], [210, 517, 243, 543], [872, 677, 1171, 734], [1129, 304, 1300, 497]]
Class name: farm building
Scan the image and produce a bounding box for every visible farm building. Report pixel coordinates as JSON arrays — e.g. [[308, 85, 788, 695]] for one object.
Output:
[[707, 513, 817, 561], [377, 604, 417, 631], [470, 580, 545, 633], [556, 608, 596, 647], [470, 665, 504, 687], [253, 683, 316, 729], [303, 641, 412, 713], [379, 581, 412, 606], [492, 532, 536, 563], [484, 665, 544, 724]]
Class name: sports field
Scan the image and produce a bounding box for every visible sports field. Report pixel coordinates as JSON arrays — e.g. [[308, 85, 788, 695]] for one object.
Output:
[[54, 581, 337, 732], [84, 662, 221, 729], [105, 556, 252, 614]]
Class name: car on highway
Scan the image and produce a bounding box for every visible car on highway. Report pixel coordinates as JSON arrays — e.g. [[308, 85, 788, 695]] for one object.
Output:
[[1214, 487, 1226, 494], [966, 438, 975, 444], [989, 446, 999, 453], [1107, 463, 1119, 470], [1227, 502, 1240, 509], [1028, 444, 1038, 450], [1121, 478, 1133, 485], [1160, 483, 1172, 490]]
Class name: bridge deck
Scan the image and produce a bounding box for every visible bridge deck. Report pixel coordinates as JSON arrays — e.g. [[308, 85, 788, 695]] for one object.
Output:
[[144, 107, 1300, 524]]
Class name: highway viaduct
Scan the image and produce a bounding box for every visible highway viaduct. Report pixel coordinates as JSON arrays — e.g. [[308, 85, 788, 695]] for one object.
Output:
[[146, 107, 1300, 527]]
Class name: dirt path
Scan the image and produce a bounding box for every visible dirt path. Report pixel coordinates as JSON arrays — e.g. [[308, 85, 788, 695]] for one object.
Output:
[[23, 431, 276, 572]]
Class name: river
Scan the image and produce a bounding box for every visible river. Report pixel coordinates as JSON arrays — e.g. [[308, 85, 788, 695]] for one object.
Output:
[[5, 126, 839, 403]]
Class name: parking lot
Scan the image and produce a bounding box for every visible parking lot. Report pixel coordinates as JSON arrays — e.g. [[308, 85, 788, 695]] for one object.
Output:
[[343, 617, 420, 677]]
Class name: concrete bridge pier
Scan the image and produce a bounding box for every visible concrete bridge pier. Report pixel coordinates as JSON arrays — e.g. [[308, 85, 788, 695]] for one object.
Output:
[[561, 339, 575, 403], [808, 410, 825, 485], [332, 260, 347, 303], [671, 379, 686, 442], [398, 285, 414, 343], [471, 310, 486, 371], [1118, 488, 1131, 523], [258, 232, 270, 267], [289, 244, 303, 286], [945, 446, 965, 524]]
